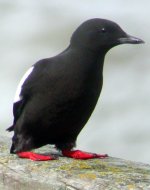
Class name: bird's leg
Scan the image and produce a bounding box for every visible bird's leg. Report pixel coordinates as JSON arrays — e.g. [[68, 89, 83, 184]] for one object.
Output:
[[62, 150, 108, 159], [17, 152, 56, 161]]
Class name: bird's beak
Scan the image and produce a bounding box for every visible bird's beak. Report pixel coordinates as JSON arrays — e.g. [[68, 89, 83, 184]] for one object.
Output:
[[118, 34, 145, 44]]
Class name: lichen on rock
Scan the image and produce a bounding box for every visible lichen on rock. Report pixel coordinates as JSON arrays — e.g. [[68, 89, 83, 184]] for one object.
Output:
[[0, 136, 150, 190]]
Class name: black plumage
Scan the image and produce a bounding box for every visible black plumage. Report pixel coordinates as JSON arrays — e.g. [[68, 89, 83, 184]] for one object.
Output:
[[8, 18, 144, 155]]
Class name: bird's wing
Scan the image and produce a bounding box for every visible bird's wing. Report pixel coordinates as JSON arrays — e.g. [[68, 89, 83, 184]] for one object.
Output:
[[7, 59, 49, 131]]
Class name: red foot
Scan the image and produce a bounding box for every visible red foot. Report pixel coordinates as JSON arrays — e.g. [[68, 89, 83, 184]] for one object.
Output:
[[17, 152, 56, 161], [62, 150, 108, 160]]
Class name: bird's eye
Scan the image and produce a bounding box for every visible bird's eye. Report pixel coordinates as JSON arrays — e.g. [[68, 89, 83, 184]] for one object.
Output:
[[101, 28, 106, 33]]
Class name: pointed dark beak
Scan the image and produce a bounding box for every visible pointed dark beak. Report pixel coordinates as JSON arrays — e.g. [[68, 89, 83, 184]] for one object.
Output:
[[118, 34, 145, 44]]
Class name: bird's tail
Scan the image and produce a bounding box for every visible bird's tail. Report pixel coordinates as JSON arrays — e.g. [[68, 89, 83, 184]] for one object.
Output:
[[10, 132, 35, 154], [6, 125, 14, 132]]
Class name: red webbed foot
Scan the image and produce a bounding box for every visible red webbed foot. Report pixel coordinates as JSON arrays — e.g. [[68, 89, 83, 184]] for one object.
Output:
[[17, 152, 56, 161], [62, 150, 108, 160]]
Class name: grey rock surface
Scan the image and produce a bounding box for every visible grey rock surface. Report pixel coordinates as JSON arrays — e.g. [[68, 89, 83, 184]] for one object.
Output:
[[0, 136, 150, 190]]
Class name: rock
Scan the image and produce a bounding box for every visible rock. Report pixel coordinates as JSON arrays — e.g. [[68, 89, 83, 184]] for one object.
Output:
[[0, 136, 150, 190]]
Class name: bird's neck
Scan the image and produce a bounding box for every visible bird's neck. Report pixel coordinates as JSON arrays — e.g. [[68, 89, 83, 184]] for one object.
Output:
[[64, 45, 106, 75], [76, 46, 106, 72]]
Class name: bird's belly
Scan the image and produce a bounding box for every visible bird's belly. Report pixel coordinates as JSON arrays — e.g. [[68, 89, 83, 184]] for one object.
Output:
[[25, 73, 103, 144], [46, 78, 102, 141]]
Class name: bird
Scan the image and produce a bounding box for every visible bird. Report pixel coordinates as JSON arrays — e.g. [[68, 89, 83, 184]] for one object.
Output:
[[7, 18, 144, 161]]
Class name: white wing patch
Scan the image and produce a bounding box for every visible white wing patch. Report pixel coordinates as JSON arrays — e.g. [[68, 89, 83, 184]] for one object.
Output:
[[14, 66, 34, 103]]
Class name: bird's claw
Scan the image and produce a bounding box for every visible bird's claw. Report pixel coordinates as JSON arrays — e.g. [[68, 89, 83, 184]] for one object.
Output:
[[17, 152, 57, 161], [62, 150, 108, 159]]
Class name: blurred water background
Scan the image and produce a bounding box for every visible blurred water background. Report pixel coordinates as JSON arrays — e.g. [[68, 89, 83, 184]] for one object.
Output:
[[0, 0, 149, 164]]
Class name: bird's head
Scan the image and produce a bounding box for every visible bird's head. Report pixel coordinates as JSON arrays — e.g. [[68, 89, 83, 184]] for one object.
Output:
[[70, 18, 144, 53]]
